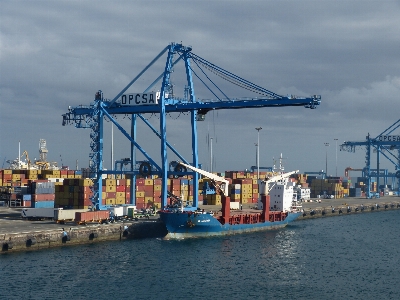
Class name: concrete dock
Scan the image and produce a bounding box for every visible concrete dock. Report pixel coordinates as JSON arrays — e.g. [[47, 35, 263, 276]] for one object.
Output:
[[1, 195, 399, 253], [0, 207, 166, 252]]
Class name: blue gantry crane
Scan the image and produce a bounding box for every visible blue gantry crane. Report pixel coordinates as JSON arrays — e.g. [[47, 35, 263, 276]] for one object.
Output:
[[340, 119, 400, 198], [62, 42, 321, 209]]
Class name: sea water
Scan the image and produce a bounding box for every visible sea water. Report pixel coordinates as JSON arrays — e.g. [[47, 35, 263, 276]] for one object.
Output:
[[1, 210, 399, 300]]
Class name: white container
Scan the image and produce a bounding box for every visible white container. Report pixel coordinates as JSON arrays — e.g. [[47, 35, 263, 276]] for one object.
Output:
[[230, 202, 240, 210], [54, 209, 89, 222], [21, 208, 60, 219], [107, 206, 125, 217]]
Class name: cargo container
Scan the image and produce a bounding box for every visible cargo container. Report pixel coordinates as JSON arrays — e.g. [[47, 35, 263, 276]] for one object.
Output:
[[107, 206, 124, 219], [75, 210, 110, 225], [54, 209, 90, 223], [20, 208, 60, 220], [31, 200, 55, 208]]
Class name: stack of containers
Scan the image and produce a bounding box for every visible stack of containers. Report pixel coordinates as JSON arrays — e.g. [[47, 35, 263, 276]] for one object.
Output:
[[229, 183, 241, 202], [104, 178, 116, 205], [29, 181, 55, 208], [125, 178, 131, 204], [144, 178, 154, 208], [234, 178, 252, 204], [1, 169, 12, 186], [26, 169, 38, 180], [135, 178, 145, 209], [78, 179, 93, 208], [116, 178, 126, 205], [252, 178, 259, 203], [153, 178, 162, 207]]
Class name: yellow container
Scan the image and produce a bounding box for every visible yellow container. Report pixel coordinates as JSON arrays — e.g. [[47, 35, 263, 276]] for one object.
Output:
[[116, 198, 124, 205], [106, 185, 116, 192], [136, 191, 145, 198], [106, 198, 116, 205], [80, 179, 93, 186], [106, 179, 116, 186]]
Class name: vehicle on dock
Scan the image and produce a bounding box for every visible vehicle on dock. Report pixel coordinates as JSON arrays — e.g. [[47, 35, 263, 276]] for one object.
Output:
[[74, 210, 110, 225], [54, 209, 90, 224], [20, 208, 60, 221], [158, 162, 301, 239]]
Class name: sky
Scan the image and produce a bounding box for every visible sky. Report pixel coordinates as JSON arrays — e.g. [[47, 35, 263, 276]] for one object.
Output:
[[1, 0, 399, 178]]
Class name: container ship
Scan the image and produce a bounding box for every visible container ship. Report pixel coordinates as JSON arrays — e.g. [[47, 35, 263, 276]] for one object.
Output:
[[158, 162, 302, 239]]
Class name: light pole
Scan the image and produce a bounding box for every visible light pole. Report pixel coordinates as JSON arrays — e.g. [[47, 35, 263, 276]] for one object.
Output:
[[334, 138, 338, 177], [324, 142, 329, 177], [254, 143, 258, 173], [255, 127, 262, 179], [210, 137, 213, 173]]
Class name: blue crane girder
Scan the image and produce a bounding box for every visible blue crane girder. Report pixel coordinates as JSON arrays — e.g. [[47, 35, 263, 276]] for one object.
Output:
[[62, 42, 322, 210], [340, 119, 400, 198]]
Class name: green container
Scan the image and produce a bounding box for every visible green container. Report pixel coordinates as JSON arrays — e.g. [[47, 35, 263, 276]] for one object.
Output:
[[128, 207, 135, 218]]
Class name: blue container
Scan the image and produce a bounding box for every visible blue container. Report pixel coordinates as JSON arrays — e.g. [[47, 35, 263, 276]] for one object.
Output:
[[31, 201, 55, 208], [22, 194, 32, 201]]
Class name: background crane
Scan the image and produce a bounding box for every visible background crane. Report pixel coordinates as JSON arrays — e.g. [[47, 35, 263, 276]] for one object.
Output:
[[340, 119, 400, 198], [62, 42, 321, 209]]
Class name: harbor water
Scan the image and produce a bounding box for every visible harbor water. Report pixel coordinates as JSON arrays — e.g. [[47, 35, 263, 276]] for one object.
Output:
[[1, 210, 400, 300]]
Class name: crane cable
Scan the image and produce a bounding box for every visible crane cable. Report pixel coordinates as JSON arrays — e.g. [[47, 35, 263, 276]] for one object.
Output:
[[190, 53, 281, 99]]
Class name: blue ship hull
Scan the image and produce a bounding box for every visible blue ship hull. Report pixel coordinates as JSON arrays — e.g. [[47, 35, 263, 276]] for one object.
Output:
[[159, 211, 301, 239]]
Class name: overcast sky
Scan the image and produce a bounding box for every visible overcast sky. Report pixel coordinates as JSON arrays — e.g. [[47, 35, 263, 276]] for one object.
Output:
[[1, 0, 399, 178]]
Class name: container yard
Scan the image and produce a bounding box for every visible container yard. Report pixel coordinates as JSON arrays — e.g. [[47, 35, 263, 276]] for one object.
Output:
[[1, 167, 398, 210]]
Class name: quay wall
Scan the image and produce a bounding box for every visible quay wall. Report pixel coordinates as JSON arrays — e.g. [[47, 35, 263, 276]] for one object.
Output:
[[1, 221, 167, 253]]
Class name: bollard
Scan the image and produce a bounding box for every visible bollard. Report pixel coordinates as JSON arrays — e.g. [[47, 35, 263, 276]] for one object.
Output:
[[89, 232, 98, 240], [26, 238, 37, 247]]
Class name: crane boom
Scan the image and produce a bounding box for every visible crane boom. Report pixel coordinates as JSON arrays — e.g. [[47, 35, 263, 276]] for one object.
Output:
[[177, 161, 229, 196], [259, 170, 299, 195]]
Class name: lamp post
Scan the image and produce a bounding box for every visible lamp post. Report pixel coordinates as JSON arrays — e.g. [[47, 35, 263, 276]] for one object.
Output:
[[334, 138, 338, 177], [324, 142, 329, 177], [210, 137, 213, 173], [255, 127, 262, 179], [254, 143, 258, 173]]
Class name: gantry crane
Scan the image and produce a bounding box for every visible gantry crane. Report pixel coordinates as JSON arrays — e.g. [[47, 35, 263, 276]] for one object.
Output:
[[62, 42, 321, 209], [340, 119, 400, 198]]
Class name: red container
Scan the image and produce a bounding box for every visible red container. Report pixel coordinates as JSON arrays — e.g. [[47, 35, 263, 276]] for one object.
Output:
[[116, 185, 125, 192], [144, 185, 153, 192], [142, 190, 150, 197], [136, 185, 145, 192], [106, 192, 116, 198], [136, 197, 145, 204], [22, 200, 31, 207], [75, 211, 110, 223], [136, 179, 145, 186], [136, 203, 145, 210], [32, 194, 55, 201]]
